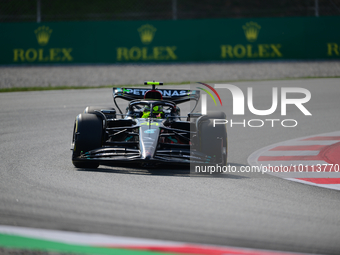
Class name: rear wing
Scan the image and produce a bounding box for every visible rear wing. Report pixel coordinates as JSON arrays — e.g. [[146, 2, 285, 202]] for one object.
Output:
[[112, 87, 200, 115], [113, 88, 200, 103]]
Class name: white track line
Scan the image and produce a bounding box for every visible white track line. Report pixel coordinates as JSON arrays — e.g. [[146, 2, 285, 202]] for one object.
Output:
[[0, 225, 179, 246], [261, 151, 320, 156]]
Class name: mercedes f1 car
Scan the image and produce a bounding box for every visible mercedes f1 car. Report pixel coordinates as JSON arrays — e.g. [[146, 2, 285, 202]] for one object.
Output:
[[71, 81, 227, 169]]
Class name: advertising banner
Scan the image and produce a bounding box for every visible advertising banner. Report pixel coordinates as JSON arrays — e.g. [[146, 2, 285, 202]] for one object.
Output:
[[1, 17, 339, 65]]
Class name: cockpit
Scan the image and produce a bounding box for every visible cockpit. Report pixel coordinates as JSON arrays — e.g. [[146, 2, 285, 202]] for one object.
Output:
[[126, 100, 180, 119]]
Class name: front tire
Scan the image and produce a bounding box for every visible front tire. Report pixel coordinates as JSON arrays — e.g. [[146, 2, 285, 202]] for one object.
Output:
[[84, 106, 116, 119], [72, 113, 103, 168]]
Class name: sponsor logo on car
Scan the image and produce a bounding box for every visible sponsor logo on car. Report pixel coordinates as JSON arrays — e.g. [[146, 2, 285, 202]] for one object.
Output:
[[120, 88, 188, 97]]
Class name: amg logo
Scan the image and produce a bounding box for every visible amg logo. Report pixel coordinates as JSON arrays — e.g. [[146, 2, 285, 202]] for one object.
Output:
[[123, 89, 187, 97]]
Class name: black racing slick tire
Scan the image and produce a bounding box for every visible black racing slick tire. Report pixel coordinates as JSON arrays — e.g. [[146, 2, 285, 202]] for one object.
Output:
[[197, 111, 228, 166], [72, 113, 103, 169]]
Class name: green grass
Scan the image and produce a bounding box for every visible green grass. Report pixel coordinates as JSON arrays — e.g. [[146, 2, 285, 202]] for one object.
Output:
[[0, 234, 175, 255], [1, 76, 339, 93]]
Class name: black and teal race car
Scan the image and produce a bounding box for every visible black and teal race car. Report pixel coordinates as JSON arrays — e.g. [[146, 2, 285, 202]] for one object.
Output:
[[71, 81, 227, 169]]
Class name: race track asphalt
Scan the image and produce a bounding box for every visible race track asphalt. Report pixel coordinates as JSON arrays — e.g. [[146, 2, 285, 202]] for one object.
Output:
[[1, 78, 339, 254]]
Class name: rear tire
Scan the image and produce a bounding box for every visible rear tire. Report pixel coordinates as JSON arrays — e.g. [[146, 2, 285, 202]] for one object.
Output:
[[197, 112, 228, 167], [72, 113, 103, 168]]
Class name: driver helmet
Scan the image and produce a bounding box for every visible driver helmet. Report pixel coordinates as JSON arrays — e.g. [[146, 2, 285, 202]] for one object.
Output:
[[142, 105, 163, 118], [152, 105, 162, 113]]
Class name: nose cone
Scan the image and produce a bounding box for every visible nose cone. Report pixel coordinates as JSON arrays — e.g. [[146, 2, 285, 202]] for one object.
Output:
[[139, 123, 160, 160]]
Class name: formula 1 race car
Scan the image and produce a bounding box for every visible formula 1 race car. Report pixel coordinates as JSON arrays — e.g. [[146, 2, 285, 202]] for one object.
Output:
[[71, 81, 227, 169]]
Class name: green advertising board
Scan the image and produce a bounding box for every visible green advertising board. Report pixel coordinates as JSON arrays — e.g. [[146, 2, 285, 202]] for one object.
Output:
[[0, 16, 339, 65]]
